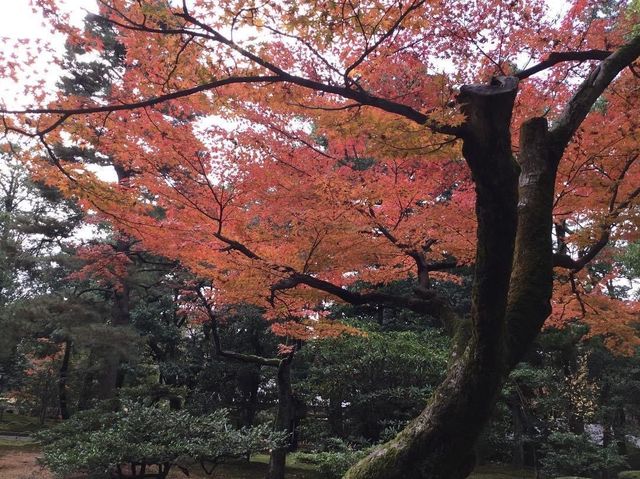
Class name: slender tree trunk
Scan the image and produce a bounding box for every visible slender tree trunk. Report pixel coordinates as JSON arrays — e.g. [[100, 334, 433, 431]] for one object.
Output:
[[240, 367, 262, 426], [163, 371, 182, 410], [509, 400, 525, 469], [39, 376, 50, 425], [78, 351, 97, 410], [266, 358, 294, 479], [99, 167, 134, 400], [58, 339, 72, 419], [328, 393, 345, 438], [159, 463, 171, 479], [613, 405, 626, 455], [245, 373, 260, 426], [98, 251, 131, 399], [601, 425, 612, 479]]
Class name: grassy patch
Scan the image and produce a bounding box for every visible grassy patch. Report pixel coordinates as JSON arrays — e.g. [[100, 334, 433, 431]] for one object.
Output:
[[197, 458, 322, 479], [0, 438, 40, 455], [0, 414, 57, 434], [251, 453, 320, 471], [470, 464, 536, 479], [99, 456, 324, 479]]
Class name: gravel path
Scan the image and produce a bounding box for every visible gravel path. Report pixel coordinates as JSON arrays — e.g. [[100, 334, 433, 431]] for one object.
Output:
[[0, 450, 52, 479]]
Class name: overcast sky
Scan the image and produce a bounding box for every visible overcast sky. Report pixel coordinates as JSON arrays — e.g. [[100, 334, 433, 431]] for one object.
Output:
[[0, 1, 95, 39], [0, 1, 97, 108]]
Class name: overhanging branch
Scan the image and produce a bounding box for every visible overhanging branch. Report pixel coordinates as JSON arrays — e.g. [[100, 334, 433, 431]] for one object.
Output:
[[269, 271, 452, 318], [1, 76, 280, 134], [196, 288, 280, 367], [3, 4, 463, 138]]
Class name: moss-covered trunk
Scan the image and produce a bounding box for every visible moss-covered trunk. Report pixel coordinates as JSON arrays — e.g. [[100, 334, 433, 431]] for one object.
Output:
[[342, 70, 570, 478]]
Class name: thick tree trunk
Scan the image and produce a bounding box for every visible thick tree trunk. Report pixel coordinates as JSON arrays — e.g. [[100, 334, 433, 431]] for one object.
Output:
[[266, 358, 294, 479], [346, 346, 508, 479], [345, 76, 521, 479], [344, 76, 563, 479]]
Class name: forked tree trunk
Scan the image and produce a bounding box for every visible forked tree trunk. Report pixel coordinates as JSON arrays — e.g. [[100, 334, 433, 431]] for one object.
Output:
[[344, 34, 640, 475], [344, 75, 560, 479], [198, 292, 296, 479], [345, 76, 523, 479]]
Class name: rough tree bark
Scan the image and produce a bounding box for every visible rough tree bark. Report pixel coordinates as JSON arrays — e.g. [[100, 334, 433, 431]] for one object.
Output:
[[343, 35, 640, 479], [344, 75, 521, 479]]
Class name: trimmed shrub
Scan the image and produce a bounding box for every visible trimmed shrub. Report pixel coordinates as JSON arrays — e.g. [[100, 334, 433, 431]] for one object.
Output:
[[541, 432, 627, 478], [36, 401, 283, 478]]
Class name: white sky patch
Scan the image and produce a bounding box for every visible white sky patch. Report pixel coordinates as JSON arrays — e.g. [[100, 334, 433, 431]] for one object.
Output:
[[85, 163, 118, 183], [547, 0, 571, 20], [0, 0, 98, 108], [0, 1, 95, 38]]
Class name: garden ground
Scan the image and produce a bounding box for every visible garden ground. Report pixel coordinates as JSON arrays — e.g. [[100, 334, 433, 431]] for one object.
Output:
[[0, 444, 537, 479]]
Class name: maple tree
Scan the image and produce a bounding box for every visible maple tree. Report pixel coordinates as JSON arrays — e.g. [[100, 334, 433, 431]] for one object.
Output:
[[2, 1, 640, 478]]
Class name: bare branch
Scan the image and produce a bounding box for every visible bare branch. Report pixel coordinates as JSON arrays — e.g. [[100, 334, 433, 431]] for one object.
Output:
[[552, 230, 610, 272], [515, 49, 612, 80], [549, 35, 640, 157], [196, 288, 280, 367], [1, 76, 281, 133]]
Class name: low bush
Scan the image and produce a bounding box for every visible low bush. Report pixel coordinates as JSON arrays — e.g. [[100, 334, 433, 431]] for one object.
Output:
[[37, 401, 284, 479], [541, 432, 627, 478]]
